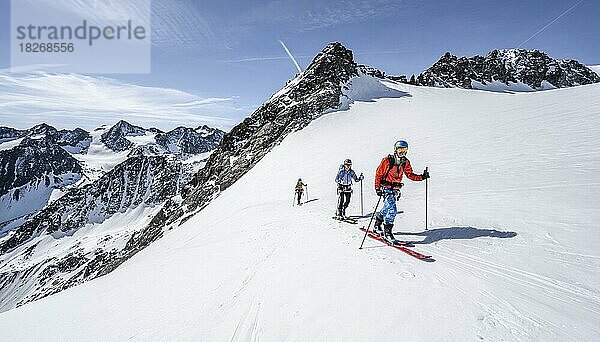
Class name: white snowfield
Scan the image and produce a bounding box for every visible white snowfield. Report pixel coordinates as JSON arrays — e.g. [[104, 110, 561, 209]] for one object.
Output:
[[1, 78, 599, 341], [71, 127, 130, 182]]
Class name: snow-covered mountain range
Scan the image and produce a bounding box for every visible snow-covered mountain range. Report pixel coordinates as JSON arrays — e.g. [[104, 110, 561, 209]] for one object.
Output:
[[0, 120, 224, 311], [0, 42, 598, 341], [407, 48, 600, 91]]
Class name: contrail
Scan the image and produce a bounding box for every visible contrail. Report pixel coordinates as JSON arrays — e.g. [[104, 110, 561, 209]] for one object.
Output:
[[279, 40, 302, 73], [517, 0, 584, 48], [223, 55, 313, 63]]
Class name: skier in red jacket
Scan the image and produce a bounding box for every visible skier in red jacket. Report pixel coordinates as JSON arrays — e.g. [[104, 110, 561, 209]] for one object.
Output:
[[373, 140, 429, 244]]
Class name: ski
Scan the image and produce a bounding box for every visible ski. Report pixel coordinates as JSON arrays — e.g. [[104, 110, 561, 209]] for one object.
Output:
[[332, 216, 358, 224], [359, 227, 431, 260]]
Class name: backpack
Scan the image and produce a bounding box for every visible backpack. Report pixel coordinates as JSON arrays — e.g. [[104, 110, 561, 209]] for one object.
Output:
[[380, 154, 407, 186], [385, 154, 406, 172]]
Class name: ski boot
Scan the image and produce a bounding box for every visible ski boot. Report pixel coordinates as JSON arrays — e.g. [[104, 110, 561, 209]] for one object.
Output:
[[383, 223, 399, 245], [372, 213, 384, 236]]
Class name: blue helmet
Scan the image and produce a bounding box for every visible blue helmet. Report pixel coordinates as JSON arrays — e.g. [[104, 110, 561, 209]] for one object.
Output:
[[394, 140, 408, 150]]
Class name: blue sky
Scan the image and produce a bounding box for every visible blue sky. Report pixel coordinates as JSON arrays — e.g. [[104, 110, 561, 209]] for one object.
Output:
[[0, 0, 598, 130]]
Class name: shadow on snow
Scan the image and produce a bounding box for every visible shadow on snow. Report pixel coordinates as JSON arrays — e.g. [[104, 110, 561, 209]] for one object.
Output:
[[395, 226, 517, 245]]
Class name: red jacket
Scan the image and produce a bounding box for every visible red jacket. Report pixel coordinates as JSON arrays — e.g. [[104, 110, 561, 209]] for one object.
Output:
[[375, 156, 422, 190]]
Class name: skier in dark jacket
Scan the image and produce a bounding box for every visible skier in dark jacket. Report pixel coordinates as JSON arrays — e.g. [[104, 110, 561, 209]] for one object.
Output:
[[373, 140, 429, 244], [335, 159, 363, 218], [295, 178, 307, 205]]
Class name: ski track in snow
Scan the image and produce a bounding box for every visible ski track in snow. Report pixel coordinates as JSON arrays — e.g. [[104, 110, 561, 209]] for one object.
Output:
[[1, 80, 599, 341]]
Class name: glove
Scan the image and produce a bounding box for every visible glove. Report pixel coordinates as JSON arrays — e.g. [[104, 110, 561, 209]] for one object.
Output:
[[359, 174, 364, 181], [376, 188, 383, 197], [421, 168, 430, 180]]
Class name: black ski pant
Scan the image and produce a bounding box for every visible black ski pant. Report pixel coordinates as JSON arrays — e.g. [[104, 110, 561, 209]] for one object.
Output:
[[337, 191, 352, 215], [296, 190, 303, 204]]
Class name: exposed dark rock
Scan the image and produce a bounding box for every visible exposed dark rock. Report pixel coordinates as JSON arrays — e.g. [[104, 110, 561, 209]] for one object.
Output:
[[155, 126, 224, 155], [0, 127, 25, 142], [415, 49, 600, 89], [100, 120, 147, 152], [0, 137, 82, 199], [0, 154, 185, 310], [0, 124, 91, 150], [357, 64, 386, 79], [0, 154, 181, 254]]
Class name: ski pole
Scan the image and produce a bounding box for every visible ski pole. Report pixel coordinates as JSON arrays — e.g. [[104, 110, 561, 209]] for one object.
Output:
[[292, 191, 296, 207], [305, 185, 309, 201], [425, 167, 428, 231], [360, 175, 364, 217], [359, 194, 383, 249]]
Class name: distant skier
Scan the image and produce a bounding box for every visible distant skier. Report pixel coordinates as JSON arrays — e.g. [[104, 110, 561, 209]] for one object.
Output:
[[373, 140, 429, 244], [295, 178, 307, 205], [335, 159, 364, 218]]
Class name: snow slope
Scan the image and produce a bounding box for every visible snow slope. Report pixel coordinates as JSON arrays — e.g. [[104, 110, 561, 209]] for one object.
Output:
[[0, 137, 24, 151], [589, 65, 600, 76], [0, 204, 162, 313], [1, 80, 599, 341], [70, 126, 130, 182]]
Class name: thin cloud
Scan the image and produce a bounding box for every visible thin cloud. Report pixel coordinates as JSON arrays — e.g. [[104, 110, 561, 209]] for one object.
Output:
[[239, 0, 411, 32], [0, 72, 238, 131], [27, 0, 221, 50], [151, 0, 220, 49], [173, 98, 234, 107]]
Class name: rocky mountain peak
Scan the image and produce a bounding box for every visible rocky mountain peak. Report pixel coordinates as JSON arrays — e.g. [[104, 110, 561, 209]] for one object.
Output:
[[100, 120, 147, 152], [415, 48, 600, 90], [28, 123, 57, 136], [196, 125, 224, 138], [108, 120, 146, 136], [154, 126, 224, 155], [305, 42, 355, 73], [0, 124, 90, 151]]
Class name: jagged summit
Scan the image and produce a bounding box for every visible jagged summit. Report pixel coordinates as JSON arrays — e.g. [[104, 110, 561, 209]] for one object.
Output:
[[27, 123, 56, 135], [414, 48, 600, 90], [155, 126, 224, 155], [195, 124, 223, 137], [304, 42, 356, 80], [0, 124, 90, 148], [100, 120, 147, 152], [111, 120, 145, 132]]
